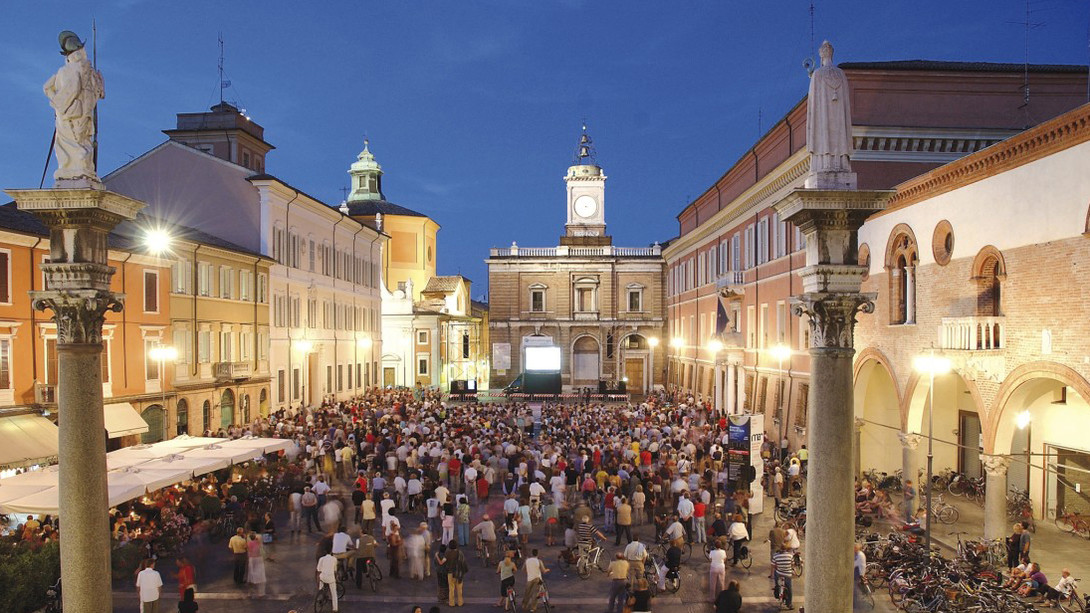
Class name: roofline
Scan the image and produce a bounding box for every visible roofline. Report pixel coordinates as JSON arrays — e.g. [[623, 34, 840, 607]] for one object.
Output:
[[247, 174, 389, 240], [102, 140, 255, 183], [839, 60, 1088, 73]]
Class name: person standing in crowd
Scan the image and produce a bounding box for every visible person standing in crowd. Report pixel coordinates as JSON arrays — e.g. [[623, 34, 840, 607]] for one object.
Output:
[[388, 522, 404, 579], [606, 552, 630, 613], [434, 543, 449, 603], [714, 581, 742, 613], [522, 548, 549, 613], [175, 557, 196, 603], [301, 486, 321, 533], [496, 550, 518, 610], [615, 496, 633, 545], [772, 545, 794, 609], [136, 558, 163, 613], [902, 480, 917, 522], [316, 550, 340, 613], [446, 541, 468, 607], [708, 537, 728, 602], [247, 532, 267, 598], [228, 527, 248, 585]]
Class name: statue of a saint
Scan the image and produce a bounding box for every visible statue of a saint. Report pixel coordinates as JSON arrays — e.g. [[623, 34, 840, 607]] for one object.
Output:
[[806, 40, 853, 177], [44, 31, 104, 186]]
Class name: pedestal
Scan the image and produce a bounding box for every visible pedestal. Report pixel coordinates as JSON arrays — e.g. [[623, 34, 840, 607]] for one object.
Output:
[[981, 454, 1011, 540], [7, 187, 143, 613]]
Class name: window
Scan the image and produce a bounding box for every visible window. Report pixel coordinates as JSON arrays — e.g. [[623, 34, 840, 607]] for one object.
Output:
[[292, 368, 300, 399], [176, 399, 188, 435], [277, 369, 286, 403], [308, 240, 316, 272], [0, 250, 9, 304], [757, 218, 769, 265], [356, 363, 362, 388], [256, 273, 267, 303], [0, 339, 10, 389], [144, 270, 159, 312], [172, 258, 190, 294], [530, 287, 546, 312], [239, 270, 251, 301], [462, 332, 470, 359], [760, 303, 769, 348], [627, 288, 642, 312], [746, 306, 756, 348], [337, 365, 344, 391], [219, 266, 233, 299], [347, 364, 353, 389], [239, 330, 251, 361], [719, 240, 728, 274], [731, 235, 741, 271], [417, 356, 429, 376], [326, 365, 333, 393], [417, 330, 428, 345], [576, 287, 595, 312], [145, 340, 160, 381], [198, 330, 212, 363], [220, 330, 233, 362], [744, 225, 755, 269], [776, 301, 787, 343], [258, 330, 269, 360], [197, 262, 213, 296]]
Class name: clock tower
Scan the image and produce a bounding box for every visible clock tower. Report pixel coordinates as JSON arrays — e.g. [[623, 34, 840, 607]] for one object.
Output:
[[562, 126, 610, 246]]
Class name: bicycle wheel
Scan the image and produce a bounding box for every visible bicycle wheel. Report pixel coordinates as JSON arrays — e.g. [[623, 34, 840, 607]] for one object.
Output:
[[1055, 513, 1078, 534], [792, 553, 804, 577], [665, 574, 680, 593], [680, 542, 692, 563], [937, 505, 958, 524], [948, 478, 967, 497], [368, 568, 378, 592], [1058, 592, 1085, 613], [541, 596, 552, 613], [314, 587, 331, 613], [740, 550, 752, 569], [902, 598, 927, 613], [703, 542, 713, 560], [595, 552, 610, 573], [577, 557, 590, 579], [335, 581, 345, 599], [887, 576, 909, 604]]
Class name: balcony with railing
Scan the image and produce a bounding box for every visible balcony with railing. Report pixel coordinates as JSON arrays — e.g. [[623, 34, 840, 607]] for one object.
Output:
[[214, 361, 252, 381], [940, 316, 1004, 351], [489, 243, 662, 258], [716, 271, 746, 297], [35, 382, 57, 405]]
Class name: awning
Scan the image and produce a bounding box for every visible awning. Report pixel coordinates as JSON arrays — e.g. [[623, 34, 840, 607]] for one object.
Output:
[[104, 403, 149, 438], [0, 414, 60, 470]]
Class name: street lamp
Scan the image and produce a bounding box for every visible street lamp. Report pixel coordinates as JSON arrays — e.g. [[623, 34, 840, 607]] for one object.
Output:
[[913, 350, 952, 558], [144, 228, 172, 256], [148, 345, 178, 437], [769, 344, 792, 460]]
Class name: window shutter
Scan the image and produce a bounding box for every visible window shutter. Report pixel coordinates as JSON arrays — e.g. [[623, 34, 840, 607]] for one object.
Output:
[[144, 272, 157, 312], [0, 252, 9, 303]]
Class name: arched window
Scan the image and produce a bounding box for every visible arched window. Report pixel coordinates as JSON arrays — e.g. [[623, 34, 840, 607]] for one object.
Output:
[[176, 399, 189, 435], [885, 225, 919, 325], [140, 405, 165, 444], [976, 256, 1002, 317], [220, 389, 235, 429], [202, 400, 211, 434]]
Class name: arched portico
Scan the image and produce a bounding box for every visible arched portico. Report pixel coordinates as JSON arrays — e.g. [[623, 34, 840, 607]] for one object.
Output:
[[853, 351, 903, 477], [571, 334, 601, 387]]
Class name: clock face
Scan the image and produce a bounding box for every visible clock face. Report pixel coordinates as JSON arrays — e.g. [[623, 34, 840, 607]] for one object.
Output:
[[574, 195, 598, 218]]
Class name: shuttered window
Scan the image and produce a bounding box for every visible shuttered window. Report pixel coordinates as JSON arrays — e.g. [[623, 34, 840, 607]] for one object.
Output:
[[0, 251, 9, 303], [144, 271, 158, 312]]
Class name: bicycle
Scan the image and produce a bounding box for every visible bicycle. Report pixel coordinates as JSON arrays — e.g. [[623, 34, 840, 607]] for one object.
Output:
[[526, 577, 553, 613], [930, 494, 960, 525], [505, 584, 518, 612], [652, 539, 692, 564], [1057, 579, 1086, 613], [732, 541, 753, 570], [649, 555, 681, 593], [792, 549, 804, 577], [576, 541, 609, 579], [856, 574, 876, 610], [359, 557, 383, 592], [1055, 507, 1090, 538], [314, 578, 345, 613], [477, 537, 496, 568]]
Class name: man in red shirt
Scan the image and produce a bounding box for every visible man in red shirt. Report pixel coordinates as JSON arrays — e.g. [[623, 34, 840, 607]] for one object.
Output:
[[693, 499, 708, 544]]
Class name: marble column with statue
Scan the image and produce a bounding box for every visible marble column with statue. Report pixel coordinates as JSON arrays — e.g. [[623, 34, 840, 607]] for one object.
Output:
[[6, 31, 143, 613], [773, 39, 895, 613]]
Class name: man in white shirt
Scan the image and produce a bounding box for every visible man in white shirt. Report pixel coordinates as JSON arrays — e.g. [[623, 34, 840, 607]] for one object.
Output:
[[316, 552, 340, 612], [434, 483, 451, 505], [393, 473, 408, 510], [528, 479, 546, 504], [522, 548, 550, 612], [289, 489, 303, 535], [677, 492, 695, 542], [503, 493, 520, 521], [135, 558, 163, 613], [379, 492, 396, 531], [623, 537, 648, 582], [313, 475, 331, 507], [332, 526, 357, 566]]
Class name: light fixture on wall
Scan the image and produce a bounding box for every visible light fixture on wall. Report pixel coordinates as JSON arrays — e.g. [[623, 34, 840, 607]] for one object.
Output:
[[1015, 410, 1032, 430]]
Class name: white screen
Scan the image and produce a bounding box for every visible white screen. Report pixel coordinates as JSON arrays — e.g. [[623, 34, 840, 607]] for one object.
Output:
[[525, 346, 561, 372]]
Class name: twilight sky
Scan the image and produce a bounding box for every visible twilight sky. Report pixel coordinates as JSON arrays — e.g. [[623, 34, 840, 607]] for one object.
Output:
[[2, 1, 1087, 297]]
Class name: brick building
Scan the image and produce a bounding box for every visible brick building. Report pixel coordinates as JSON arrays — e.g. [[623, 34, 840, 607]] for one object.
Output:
[[854, 102, 1090, 527], [663, 60, 1089, 451]]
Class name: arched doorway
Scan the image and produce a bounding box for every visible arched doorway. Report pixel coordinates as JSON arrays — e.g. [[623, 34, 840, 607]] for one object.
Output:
[[853, 356, 902, 476], [571, 335, 601, 387], [141, 404, 165, 444], [202, 400, 212, 434], [905, 369, 982, 481], [618, 334, 649, 394], [259, 388, 269, 418], [176, 399, 189, 436], [220, 389, 235, 429], [241, 394, 251, 424]]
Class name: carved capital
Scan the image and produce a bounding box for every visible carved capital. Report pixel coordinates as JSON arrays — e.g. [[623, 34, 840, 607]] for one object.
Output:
[[854, 417, 866, 431], [793, 292, 874, 351], [979, 453, 1011, 477], [898, 432, 923, 450], [31, 289, 123, 345]]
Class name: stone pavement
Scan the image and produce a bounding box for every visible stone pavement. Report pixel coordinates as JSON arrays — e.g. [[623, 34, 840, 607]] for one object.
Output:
[[110, 486, 897, 613]]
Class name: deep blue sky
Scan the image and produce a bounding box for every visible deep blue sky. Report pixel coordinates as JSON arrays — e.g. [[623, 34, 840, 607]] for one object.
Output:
[[2, 1, 1087, 298]]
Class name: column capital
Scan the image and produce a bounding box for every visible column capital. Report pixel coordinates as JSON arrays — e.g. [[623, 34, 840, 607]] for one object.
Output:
[[854, 417, 866, 431], [31, 289, 123, 345], [898, 432, 923, 450], [793, 292, 875, 352], [979, 453, 1011, 476]]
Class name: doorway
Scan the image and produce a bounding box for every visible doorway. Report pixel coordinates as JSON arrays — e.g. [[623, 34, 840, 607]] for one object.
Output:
[[959, 411, 982, 478], [625, 358, 645, 394], [384, 367, 396, 387]]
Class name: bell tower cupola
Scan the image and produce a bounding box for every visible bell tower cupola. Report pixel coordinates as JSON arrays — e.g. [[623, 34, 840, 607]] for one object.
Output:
[[348, 139, 384, 202], [562, 124, 610, 246]]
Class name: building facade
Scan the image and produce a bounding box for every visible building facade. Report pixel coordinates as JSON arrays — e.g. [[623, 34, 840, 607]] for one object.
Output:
[[104, 103, 386, 414], [488, 135, 666, 393], [853, 102, 1090, 526], [663, 61, 1089, 449]]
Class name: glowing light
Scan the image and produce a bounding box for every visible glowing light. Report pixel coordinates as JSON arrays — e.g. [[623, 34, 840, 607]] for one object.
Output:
[[1015, 410, 1032, 430], [295, 340, 314, 353], [707, 339, 724, 354], [145, 229, 172, 256], [769, 344, 791, 362], [914, 354, 952, 375], [648, 337, 660, 348], [148, 345, 179, 362], [357, 337, 372, 349], [669, 337, 685, 349]]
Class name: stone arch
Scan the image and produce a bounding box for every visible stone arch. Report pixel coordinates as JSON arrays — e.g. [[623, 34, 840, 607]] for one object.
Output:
[[986, 361, 1090, 455], [970, 245, 1007, 280], [858, 242, 871, 281], [141, 404, 165, 444], [971, 245, 1006, 318], [176, 398, 189, 436], [259, 388, 269, 418], [220, 389, 235, 429], [571, 334, 601, 384], [854, 351, 903, 475], [903, 367, 986, 476], [883, 223, 919, 268]]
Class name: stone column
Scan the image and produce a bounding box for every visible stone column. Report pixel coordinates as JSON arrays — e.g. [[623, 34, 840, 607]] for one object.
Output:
[[905, 265, 916, 324], [854, 418, 866, 477], [981, 453, 1012, 541], [900, 432, 923, 491], [8, 188, 143, 613], [774, 188, 892, 613]]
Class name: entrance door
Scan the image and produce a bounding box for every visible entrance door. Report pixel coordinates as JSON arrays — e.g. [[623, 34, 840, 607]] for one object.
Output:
[[625, 357, 645, 394], [959, 412, 982, 478], [141, 405, 165, 444], [383, 367, 396, 387], [221, 390, 235, 429]]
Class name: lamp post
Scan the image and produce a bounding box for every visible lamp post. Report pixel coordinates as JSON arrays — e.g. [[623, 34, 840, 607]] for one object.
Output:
[[647, 336, 659, 395], [148, 345, 178, 437], [769, 344, 792, 461], [913, 351, 952, 557]]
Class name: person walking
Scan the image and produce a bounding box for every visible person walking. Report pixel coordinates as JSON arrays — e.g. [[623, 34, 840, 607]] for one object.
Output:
[[615, 496, 633, 545], [228, 527, 248, 585], [247, 532, 268, 598], [388, 523, 404, 579], [174, 557, 196, 603], [767, 522, 786, 579], [446, 541, 468, 607], [406, 524, 427, 580], [136, 558, 163, 613], [606, 553, 630, 613], [289, 488, 303, 536], [714, 581, 742, 613], [302, 486, 321, 533], [708, 537, 728, 602], [362, 495, 377, 535]]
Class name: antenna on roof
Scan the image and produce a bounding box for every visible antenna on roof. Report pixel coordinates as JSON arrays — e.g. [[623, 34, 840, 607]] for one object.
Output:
[[802, 1, 816, 76], [218, 33, 226, 104], [339, 186, 350, 201], [1008, 0, 1045, 123]]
